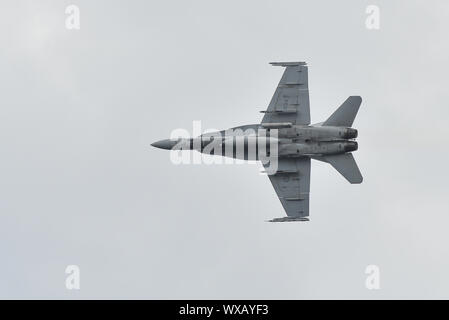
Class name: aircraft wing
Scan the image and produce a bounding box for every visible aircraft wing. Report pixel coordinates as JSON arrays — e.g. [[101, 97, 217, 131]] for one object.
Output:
[[261, 62, 310, 125], [264, 157, 311, 221]]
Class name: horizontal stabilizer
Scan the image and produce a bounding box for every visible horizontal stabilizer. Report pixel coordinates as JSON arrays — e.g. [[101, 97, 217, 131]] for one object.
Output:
[[314, 153, 363, 184], [323, 96, 362, 127]]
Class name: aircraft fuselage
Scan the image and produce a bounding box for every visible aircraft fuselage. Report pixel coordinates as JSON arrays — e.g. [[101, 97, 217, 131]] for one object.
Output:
[[152, 124, 358, 160]]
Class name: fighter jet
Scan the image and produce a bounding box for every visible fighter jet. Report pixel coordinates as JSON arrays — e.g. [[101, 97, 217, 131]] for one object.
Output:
[[152, 62, 362, 222]]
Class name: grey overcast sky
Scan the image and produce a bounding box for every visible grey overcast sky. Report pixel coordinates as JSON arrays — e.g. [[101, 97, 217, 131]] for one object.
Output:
[[1, 0, 449, 299]]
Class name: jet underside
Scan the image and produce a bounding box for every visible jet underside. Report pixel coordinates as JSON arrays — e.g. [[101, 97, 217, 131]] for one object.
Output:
[[152, 62, 363, 221]]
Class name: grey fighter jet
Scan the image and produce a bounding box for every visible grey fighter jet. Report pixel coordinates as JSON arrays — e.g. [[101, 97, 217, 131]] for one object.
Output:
[[152, 62, 363, 222]]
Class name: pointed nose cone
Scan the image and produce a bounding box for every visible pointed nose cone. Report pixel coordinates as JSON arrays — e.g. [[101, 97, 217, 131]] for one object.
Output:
[[151, 139, 178, 150]]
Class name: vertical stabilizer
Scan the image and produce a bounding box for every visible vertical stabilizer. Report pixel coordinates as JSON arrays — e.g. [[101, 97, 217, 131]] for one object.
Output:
[[323, 96, 362, 127]]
